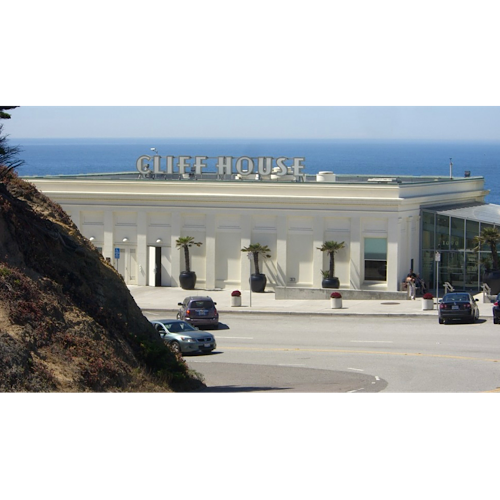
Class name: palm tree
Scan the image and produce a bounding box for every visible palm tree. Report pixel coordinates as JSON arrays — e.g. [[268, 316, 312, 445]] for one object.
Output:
[[241, 243, 271, 275], [473, 227, 500, 271], [317, 241, 345, 279], [175, 236, 202, 273]]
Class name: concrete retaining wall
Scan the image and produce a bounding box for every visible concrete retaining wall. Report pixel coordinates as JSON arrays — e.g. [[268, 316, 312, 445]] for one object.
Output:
[[275, 287, 408, 301]]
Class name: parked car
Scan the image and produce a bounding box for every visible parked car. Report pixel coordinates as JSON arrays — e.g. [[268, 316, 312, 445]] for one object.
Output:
[[438, 292, 480, 324], [151, 319, 217, 354], [177, 296, 219, 329], [492, 293, 500, 324]]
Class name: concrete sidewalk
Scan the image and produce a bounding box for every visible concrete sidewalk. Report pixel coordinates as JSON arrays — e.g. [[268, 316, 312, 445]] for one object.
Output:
[[128, 285, 494, 318]]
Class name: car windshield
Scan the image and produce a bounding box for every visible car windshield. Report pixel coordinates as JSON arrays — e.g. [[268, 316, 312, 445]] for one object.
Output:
[[163, 321, 197, 333], [189, 300, 214, 309], [443, 293, 470, 302]]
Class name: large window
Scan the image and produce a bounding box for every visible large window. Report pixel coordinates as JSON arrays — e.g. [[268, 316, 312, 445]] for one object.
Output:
[[420, 211, 496, 292], [364, 238, 387, 281]]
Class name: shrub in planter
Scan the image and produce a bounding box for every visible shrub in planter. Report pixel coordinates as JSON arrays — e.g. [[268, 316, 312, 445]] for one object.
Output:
[[176, 236, 202, 290], [330, 291, 342, 309], [318, 241, 345, 288], [241, 243, 271, 293], [230, 290, 242, 306], [422, 292, 434, 310]]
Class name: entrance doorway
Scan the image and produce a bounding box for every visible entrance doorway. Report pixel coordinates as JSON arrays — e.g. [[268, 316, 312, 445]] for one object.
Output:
[[148, 246, 171, 286], [114, 247, 138, 285]]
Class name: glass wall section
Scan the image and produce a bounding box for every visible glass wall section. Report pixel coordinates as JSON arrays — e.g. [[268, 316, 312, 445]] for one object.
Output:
[[422, 250, 435, 291], [420, 211, 496, 292], [466, 220, 479, 250], [450, 218, 465, 251], [422, 212, 435, 249], [436, 215, 450, 250]]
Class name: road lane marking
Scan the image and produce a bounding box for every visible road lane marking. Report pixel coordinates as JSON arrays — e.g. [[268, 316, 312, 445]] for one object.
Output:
[[217, 346, 500, 363], [351, 340, 393, 343], [348, 367, 364, 372], [216, 336, 254, 339], [375, 376, 381, 381], [348, 388, 365, 393]]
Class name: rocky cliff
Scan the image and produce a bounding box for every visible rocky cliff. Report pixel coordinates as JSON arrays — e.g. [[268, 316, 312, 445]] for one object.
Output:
[[0, 167, 203, 391]]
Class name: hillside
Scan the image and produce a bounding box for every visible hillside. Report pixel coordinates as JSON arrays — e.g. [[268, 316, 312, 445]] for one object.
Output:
[[0, 167, 204, 391]]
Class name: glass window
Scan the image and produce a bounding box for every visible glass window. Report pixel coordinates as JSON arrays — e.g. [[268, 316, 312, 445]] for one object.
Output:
[[422, 212, 435, 250], [364, 238, 387, 281], [436, 215, 449, 250], [450, 218, 465, 251], [466, 220, 479, 250]]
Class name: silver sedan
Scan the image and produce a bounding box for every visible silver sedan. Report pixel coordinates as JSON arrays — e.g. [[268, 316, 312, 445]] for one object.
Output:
[[151, 319, 217, 354]]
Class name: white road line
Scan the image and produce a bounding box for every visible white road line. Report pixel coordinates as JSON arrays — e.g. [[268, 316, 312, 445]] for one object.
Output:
[[375, 376, 381, 381], [348, 388, 365, 393], [216, 336, 254, 339], [348, 367, 364, 372], [350, 340, 393, 343]]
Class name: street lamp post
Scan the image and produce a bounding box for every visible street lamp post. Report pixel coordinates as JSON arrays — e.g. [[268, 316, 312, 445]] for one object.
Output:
[[435, 251, 441, 302]]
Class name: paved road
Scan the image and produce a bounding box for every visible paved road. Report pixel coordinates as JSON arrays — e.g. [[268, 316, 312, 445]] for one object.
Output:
[[145, 311, 500, 393]]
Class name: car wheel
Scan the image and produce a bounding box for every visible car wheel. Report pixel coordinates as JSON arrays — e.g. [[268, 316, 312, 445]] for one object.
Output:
[[494, 317, 499, 324], [438, 317, 444, 324], [169, 341, 181, 354]]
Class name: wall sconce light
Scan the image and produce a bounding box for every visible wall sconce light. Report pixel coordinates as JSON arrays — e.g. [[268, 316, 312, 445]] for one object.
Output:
[[122, 237, 129, 242], [89, 236, 95, 241], [156, 238, 162, 243]]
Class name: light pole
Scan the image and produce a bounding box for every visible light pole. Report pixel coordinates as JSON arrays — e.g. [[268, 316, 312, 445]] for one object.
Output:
[[435, 251, 441, 302]]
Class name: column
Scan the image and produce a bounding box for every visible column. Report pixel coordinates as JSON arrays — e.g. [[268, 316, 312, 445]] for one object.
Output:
[[205, 213, 216, 289], [349, 217, 361, 289], [171, 211, 181, 287], [240, 214, 251, 290], [387, 216, 400, 291], [313, 217, 324, 288], [137, 211, 147, 286], [103, 211, 114, 262]]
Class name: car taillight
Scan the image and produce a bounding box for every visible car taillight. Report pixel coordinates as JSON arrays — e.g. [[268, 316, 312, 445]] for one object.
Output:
[[495, 302, 499, 306], [214, 307, 218, 315], [439, 303, 446, 309], [464, 303, 471, 309], [186, 309, 191, 315]]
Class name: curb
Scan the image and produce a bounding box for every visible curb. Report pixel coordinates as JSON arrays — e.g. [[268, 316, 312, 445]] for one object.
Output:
[[140, 307, 437, 317]]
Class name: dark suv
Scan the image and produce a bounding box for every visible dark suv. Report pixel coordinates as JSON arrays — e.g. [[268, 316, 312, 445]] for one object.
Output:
[[177, 296, 219, 329]]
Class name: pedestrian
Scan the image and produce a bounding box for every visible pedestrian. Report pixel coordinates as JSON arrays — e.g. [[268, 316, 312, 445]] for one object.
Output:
[[408, 277, 416, 300]]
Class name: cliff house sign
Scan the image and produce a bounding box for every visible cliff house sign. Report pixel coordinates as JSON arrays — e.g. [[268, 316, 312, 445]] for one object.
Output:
[[136, 154, 306, 178]]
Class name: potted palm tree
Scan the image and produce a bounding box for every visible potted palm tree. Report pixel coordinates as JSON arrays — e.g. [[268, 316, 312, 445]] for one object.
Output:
[[241, 243, 271, 293], [474, 227, 500, 294], [317, 240, 345, 289], [176, 236, 202, 290]]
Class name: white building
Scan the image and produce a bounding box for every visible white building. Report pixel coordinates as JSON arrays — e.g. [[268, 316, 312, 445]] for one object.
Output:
[[29, 171, 488, 293]]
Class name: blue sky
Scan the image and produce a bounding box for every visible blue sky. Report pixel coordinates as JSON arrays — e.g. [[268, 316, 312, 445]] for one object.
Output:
[[5, 106, 500, 141]]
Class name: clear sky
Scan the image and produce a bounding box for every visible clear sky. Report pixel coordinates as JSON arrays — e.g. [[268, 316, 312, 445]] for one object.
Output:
[[5, 106, 500, 141]]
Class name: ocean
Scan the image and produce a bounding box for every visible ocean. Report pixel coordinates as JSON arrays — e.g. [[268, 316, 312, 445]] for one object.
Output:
[[14, 137, 500, 205]]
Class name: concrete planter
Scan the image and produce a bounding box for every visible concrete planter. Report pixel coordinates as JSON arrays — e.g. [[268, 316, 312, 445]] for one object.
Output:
[[330, 297, 342, 309], [422, 299, 434, 310], [231, 295, 242, 307]]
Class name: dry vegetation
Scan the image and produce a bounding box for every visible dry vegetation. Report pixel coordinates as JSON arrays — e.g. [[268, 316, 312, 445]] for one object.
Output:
[[0, 167, 204, 392]]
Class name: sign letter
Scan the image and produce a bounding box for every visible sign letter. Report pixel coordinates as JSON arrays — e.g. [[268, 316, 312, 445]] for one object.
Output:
[[235, 157, 254, 176], [216, 156, 233, 175], [194, 156, 208, 175], [136, 155, 151, 174]]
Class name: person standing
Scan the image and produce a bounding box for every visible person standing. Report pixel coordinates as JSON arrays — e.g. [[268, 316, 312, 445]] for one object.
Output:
[[408, 277, 416, 300]]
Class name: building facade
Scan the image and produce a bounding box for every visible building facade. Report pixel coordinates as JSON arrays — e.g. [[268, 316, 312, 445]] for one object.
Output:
[[29, 172, 489, 292]]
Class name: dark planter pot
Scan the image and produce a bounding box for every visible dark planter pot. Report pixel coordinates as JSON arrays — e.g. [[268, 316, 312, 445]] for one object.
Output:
[[250, 273, 267, 293], [179, 271, 196, 290], [322, 277, 340, 289], [483, 270, 500, 295]]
